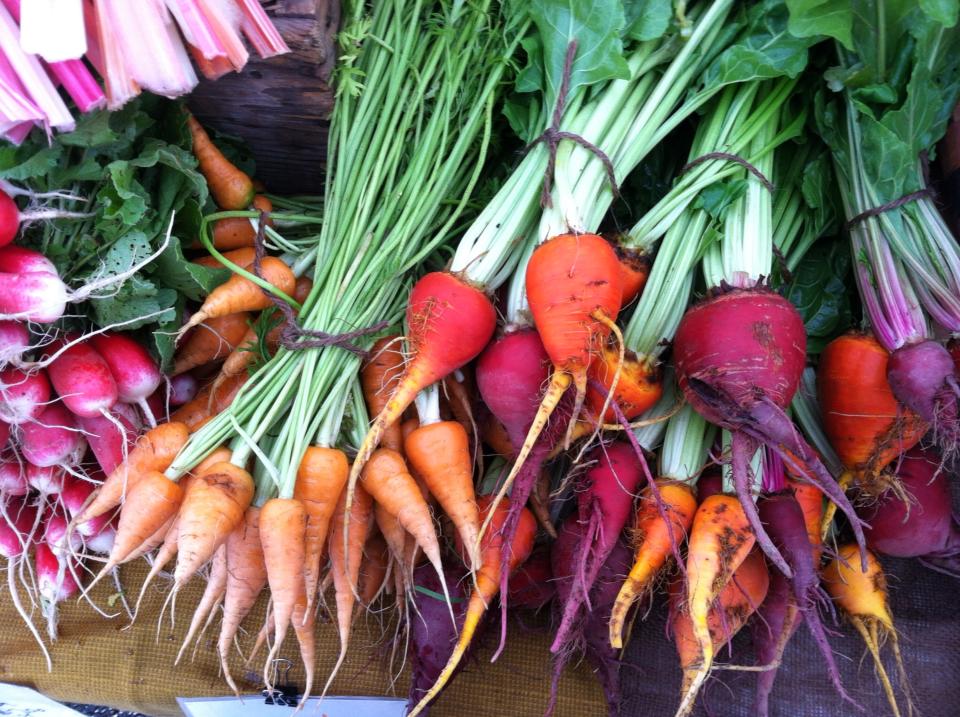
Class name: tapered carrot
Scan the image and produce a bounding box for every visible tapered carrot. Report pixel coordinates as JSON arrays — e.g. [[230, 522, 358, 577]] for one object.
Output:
[[677, 493, 756, 717], [171, 374, 248, 432], [442, 371, 478, 460], [187, 114, 255, 210], [73, 422, 189, 525], [174, 462, 255, 588], [609, 481, 697, 649], [211, 195, 273, 249], [294, 445, 348, 610], [374, 502, 409, 583], [219, 506, 267, 694], [259, 497, 307, 685], [361, 336, 405, 453], [124, 513, 174, 566], [359, 532, 391, 606], [192, 247, 257, 270], [180, 257, 296, 335], [404, 422, 480, 570], [323, 483, 374, 697], [175, 544, 227, 665], [824, 545, 913, 717], [290, 591, 316, 706], [407, 495, 536, 716], [174, 312, 252, 376]]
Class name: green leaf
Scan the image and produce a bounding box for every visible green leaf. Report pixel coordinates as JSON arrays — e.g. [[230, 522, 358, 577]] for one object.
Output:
[[58, 111, 120, 148], [623, 0, 672, 41], [0, 145, 63, 181], [785, 0, 853, 49], [693, 178, 748, 223], [919, 0, 959, 26], [91, 281, 177, 331], [152, 233, 228, 302], [152, 295, 184, 372], [526, 0, 630, 115], [785, 240, 855, 353]]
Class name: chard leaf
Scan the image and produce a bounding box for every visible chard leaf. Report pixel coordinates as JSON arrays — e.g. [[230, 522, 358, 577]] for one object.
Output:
[[58, 111, 119, 148], [694, 178, 748, 222], [623, 0, 672, 41], [919, 0, 959, 26], [701, 0, 817, 88], [524, 0, 630, 118], [785, 0, 853, 49], [785, 240, 855, 354]]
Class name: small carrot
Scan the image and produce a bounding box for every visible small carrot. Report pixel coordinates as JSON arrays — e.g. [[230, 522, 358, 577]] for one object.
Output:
[[175, 544, 227, 665], [219, 506, 267, 695], [73, 422, 189, 525], [361, 336, 405, 453], [180, 257, 296, 336], [359, 532, 391, 606], [481, 411, 514, 459], [174, 462, 255, 588], [609, 481, 697, 649], [407, 496, 536, 717], [374, 501, 410, 583], [824, 545, 914, 717], [677, 492, 756, 717], [290, 590, 317, 706], [192, 247, 257, 270], [171, 373, 248, 432], [404, 421, 480, 570], [187, 114, 255, 210], [211, 195, 274, 250], [323, 483, 374, 697], [294, 445, 348, 610], [442, 371, 478, 461], [174, 312, 252, 376]]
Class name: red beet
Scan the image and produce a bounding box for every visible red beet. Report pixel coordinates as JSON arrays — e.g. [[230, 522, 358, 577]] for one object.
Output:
[[506, 545, 555, 610]]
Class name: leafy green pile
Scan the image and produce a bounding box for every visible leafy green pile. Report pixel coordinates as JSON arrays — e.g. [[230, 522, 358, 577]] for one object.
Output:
[[0, 95, 222, 368]]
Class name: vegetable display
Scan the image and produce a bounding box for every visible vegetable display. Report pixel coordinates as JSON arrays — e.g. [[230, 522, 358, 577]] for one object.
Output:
[[2, 1, 960, 716]]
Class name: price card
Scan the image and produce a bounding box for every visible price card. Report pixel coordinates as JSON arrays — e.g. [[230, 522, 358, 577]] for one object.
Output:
[[177, 695, 408, 717]]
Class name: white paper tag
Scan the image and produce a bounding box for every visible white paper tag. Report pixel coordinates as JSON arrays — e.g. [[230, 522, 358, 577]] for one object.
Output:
[[177, 695, 408, 717], [0, 683, 84, 716], [20, 0, 87, 63]]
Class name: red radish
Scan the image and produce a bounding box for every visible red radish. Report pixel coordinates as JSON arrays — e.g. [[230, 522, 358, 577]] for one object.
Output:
[[83, 517, 116, 555], [550, 442, 642, 655], [90, 332, 162, 424], [35, 540, 80, 640], [0, 246, 58, 275], [348, 271, 496, 516], [484, 234, 623, 544], [26, 464, 65, 496], [46, 335, 118, 418], [673, 287, 866, 574], [0, 320, 30, 364], [0, 191, 90, 249], [0, 498, 49, 669], [0, 272, 69, 323], [859, 445, 960, 576], [58, 474, 110, 538], [76, 403, 139, 475], [0, 460, 28, 496], [0, 367, 51, 424], [0, 419, 8, 448], [19, 402, 86, 467], [43, 510, 81, 557]]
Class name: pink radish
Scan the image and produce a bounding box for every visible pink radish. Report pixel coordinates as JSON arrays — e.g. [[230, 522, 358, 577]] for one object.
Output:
[[83, 517, 116, 555], [26, 464, 65, 496], [0, 190, 91, 248], [168, 372, 198, 406], [0, 246, 58, 275], [0, 320, 30, 364], [46, 335, 118, 417], [0, 419, 8, 448], [19, 402, 86, 467], [0, 497, 49, 669], [57, 474, 110, 538], [76, 403, 138, 475], [0, 460, 28, 496], [43, 511, 81, 558], [0, 367, 50, 424], [35, 540, 80, 640], [0, 272, 69, 323], [89, 332, 161, 425]]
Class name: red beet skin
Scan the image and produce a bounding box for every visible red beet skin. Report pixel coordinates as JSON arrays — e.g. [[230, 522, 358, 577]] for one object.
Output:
[[674, 289, 807, 422], [406, 272, 497, 385]]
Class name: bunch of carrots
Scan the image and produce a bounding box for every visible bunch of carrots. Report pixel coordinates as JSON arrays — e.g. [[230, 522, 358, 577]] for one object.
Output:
[[4, 1, 960, 717]]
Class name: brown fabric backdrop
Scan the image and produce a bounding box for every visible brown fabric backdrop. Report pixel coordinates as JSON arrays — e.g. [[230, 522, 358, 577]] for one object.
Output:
[[0, 561, 606, 716]]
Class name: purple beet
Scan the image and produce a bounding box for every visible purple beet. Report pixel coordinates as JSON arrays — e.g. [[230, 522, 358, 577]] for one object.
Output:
[[859, 445, 960, 576], [888, 340, 959, 457], [407, 562, 475, 714], [507, 545, 555, 610], [548, 516, 630, 717]]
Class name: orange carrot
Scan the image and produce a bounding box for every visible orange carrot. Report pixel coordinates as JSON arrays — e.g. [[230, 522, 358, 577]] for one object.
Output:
[[174, 462, 255, 588], [671, 548, 769, 710], [407, 496, 536, 717], [211, 195, 274, 250], [609, 481, 697, 649], [824, 545, 913, 717], [359, 532, 391, 606], [171, 374, 248, 433], [529, 469, 556, 539], [481, 411, 514, 459], [192, 247, 257, 270], [677, 493, 756, 717], [361, 336, 405, 453], [123, 513, 174, 565], [174, 312, 252, 376], [442, 371, 478, 460], [818, 333, 927, 487], [294, 446, 348, 609], [180, 257, 296, 335], [324, 483, 374, 696], [74, 422, 189, 525], [175, 544, 227, 665], [259, 497, 307, 681], [374, 501, 409, 581], [404, 422, 480, 570], [187, 114, 255, 210], [290, 591, 317, 706], [219, 506, 267, 695]]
